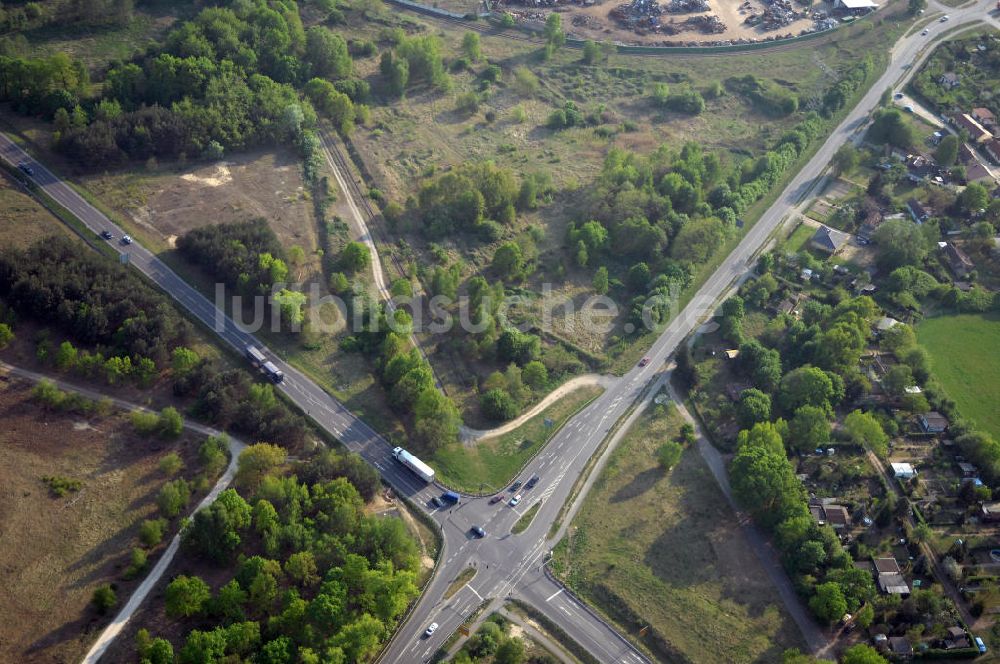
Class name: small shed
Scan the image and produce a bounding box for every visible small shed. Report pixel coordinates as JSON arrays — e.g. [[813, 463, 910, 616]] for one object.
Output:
[[891, 462, 917, 479]]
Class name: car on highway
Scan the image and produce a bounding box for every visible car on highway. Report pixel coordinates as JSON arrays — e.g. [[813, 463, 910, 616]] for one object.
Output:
[[509, 494, 522, 507], [429, 496, 443, 508], [121, 234, 133, 245], [489, 494, 503, 504], [638, 357, 650, 367], [940, 14, 949, 21], [525, 475, 540, 490], [471, 525, 486, 538], [17, 162, 33, 176], [921, 28, 929, 35], [509, 480, 522, 492], [424, 623, 438, 638], [100, 230, 113, 240]]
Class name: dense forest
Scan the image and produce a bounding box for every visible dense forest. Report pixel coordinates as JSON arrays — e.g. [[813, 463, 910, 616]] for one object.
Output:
[[0, 236, 190, 364], [131, 444, 420, 663], [0, 0, 363, 168]]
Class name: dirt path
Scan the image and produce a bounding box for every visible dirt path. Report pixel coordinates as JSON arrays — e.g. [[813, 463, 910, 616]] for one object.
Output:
[[0, 360, 246, 664], [460, 374, 619, 445]]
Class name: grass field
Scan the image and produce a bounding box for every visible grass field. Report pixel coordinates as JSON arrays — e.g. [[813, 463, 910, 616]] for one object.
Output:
[[551, 402, 801, 663], [432, 385, 603, 492], [917, 313, 1000, 441], [0, 379, 224, 664], [0, 174, 78, 249], [785, 222, 816, 253]]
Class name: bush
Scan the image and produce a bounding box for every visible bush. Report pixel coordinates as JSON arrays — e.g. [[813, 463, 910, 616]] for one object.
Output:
[[159, 452, 184, 476], [92, 584, 117, 614], [139, 518, 168, 547], [481, 388, 519, 421]]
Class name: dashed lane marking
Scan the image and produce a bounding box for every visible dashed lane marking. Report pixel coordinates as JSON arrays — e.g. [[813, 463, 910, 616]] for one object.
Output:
[[545, 588, 564, 602]]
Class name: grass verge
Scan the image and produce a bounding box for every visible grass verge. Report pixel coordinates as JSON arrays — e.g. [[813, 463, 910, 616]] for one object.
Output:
[[549, 402, 802, 663], [512, 501, 542, 535], [443, 567, 477, 600], [432, 385, 603, 493]]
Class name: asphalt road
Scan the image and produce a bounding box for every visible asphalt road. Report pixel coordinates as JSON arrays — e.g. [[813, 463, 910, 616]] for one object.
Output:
[[2, 5, 998, 660]]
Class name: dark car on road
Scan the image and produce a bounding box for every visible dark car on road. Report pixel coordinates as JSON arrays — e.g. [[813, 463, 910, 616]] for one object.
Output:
[[525, 475, 540, 490], [489, 494, 503, 504], [471, 525, 486, 538], [18, 162, 33, 176], [100, 230, 113, 240], [429, 496, 443, 508]]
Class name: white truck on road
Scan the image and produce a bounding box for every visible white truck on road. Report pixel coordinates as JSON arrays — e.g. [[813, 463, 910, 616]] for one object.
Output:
[[392, 447, 435, 483]]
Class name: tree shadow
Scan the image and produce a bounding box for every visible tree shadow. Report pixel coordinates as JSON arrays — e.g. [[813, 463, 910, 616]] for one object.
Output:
[[609, 466, 662, 503]]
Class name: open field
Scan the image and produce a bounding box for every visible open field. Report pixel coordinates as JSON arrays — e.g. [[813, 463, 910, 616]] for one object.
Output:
[[0, 174, 77, 249], [0, 378, 223, 664], [917, 313, 1000, 441], [432, 385, 604, 492], [784, 220, 816, 253], [551, 402, 801, 662]]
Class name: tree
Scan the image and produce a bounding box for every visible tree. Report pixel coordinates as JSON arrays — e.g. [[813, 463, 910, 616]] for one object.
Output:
[[934, 134, 959, 167], [495, 638, 527, 664], [159, 452, 183, 476], [592, 266, 609, 294], [867, 108, 915, 149], [543, 13, 565, 49], [522, 361, 548, 390], [809, 582, 847, 624], [788, 405, 831, 453], [144, 638, 175, 664], [414, 388, 461, 451], [341, 241, 371, 273], [843, 410, 889, 456], [832, 143, 859, 175], [462, 32, 481, 62], [873, 218, 929, 270], [53, 340, 78, 370], [854, 603, 875, 629], [492, 242, 525, 281], [657, 441, 683, 470], [882, 364, 914, 398], [0, 323, 12, 349], [236, 443, 287, 490], [285, 551, 319, 587], [92, 584, 116, 614], [841, 644, 888, 664], [165, 575, 211, 618], [157, 479, 191, 518], [481, 388, 519, 421], [779, 366, 840, 415], [582, 40, 601, 65], [158, 406, 183, 438], [737, 388, 772, 428], [738, 340, 782, 392], [958, 182, 989, 215], [139, 518, 167, 546], [305, 27, 351, 79]]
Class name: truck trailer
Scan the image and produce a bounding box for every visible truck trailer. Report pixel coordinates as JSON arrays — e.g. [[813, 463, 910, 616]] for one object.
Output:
[[245, 345, 284, 384], [392, 447, 435, 483]]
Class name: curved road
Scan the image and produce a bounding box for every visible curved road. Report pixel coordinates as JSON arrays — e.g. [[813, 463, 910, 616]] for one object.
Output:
[[0, 5, 996, 660]]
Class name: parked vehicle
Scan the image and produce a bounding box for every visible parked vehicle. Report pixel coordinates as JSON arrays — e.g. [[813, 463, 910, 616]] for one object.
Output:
[[525, 475, 540, 490], [509, 494, 522, 507], [489, 495, 503, 504], [510, 480, 523, 492], [391, 446, 435, 483], [441, 490, 460, 504]]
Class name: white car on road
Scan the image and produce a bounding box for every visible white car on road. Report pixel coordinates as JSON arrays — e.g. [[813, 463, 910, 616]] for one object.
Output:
[[424, 622, 438, 638]]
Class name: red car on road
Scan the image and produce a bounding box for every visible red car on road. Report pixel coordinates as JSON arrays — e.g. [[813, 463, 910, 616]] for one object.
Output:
[[638, 357, 650, 367], [489, 494, 503, 504]]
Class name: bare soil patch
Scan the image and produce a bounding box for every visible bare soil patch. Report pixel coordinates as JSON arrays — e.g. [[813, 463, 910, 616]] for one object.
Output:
[[0, 379, 218, 664]]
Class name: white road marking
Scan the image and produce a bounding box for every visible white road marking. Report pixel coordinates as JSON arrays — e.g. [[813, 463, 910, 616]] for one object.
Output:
[[466, 585, 483, 600], [545, 588, 564, 602]]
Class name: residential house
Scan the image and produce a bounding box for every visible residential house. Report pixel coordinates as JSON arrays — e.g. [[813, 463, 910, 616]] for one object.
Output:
[[810, 502, 851, 530], [875, 316, 900, 334], [957, 462, 978, 478], [889, 636, 913, 656], [972, 107, 996, 128], [919, 411, 949, 434], [951, 113, 994, 144], [939, 72, 960, 89], [906, 198, 932, 224], [891, 462, 917, 480], [964, 160, 994, 184], [941, 242, 974, 278], [980, 501, 1000, 522], [943, 624, 970, 650], [723, 349, 740, 360], [986, 138, 1000, 165], [809, 225, 851, 254], [906, 153, 935, 182], [874, 557, 910, 595]]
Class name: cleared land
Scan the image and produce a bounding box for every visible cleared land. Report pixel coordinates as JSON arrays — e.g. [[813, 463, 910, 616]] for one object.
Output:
[[917, 313, 1000, 441], [0, 174, 77, 249], [432, 385, 603, 492], [0, 379, 223, 664], [551, 402, 801, 663]]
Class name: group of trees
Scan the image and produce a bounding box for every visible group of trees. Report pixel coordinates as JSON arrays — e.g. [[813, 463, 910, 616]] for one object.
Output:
[[138, 450, 420, 663], [731, 422, 877, 624], [651, 82, 706, 115], [910, 33, 999, 116], [415, 160, 521, 239], [727, 74, 799, 117], [172, 347, 309, 449], [379, 32, 449, 97], [47, 1, 367, 168], [452, 615, 536, 664], [177, 218, 289, 296], [0, 237, 190, 365]]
